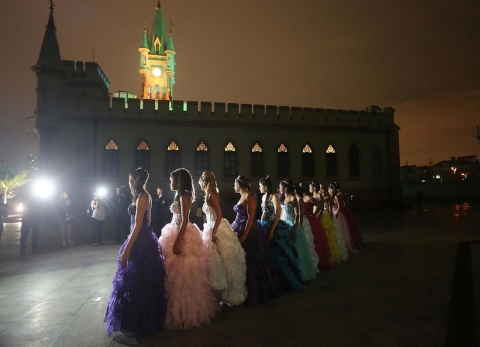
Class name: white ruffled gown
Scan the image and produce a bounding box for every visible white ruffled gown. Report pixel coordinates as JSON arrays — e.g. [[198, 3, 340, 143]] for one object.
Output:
[[202, 203, 247, 305]]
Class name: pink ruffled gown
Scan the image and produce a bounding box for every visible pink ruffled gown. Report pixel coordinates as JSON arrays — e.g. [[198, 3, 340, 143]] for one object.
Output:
[[159, 201, 221, 330]]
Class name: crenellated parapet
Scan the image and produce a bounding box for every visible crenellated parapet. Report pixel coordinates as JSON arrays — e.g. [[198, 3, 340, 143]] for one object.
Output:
[[61, 60, 110, 92], [114, 99, 394, 125], [62, 97, 396, 130]]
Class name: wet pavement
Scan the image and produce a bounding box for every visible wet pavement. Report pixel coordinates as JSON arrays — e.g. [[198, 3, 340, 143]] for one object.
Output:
[[0, 206, 479, 347]]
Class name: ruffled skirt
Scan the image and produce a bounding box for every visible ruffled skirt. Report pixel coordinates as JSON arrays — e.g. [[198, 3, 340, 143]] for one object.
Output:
[[319, 214, 342, 264], [159, 222, 221, 330], [202, 219, 247, 305], [301, 219, 320, 269], [231, 220, 282, 306], [104, 230, 167, 337], [286, 221, 317, 281], [258, 220, 307, 291], [306, 216, 333, 269]]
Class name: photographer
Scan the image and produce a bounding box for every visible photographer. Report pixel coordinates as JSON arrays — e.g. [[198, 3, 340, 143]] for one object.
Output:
[[20, 194, 42, 252], [112, 186, 130, 243], [90, 192, 106, 246]]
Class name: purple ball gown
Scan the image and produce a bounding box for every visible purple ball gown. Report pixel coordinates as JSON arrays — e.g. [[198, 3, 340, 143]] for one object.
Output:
[[231, 204, 282, 306], [104, 204, 167, 337]]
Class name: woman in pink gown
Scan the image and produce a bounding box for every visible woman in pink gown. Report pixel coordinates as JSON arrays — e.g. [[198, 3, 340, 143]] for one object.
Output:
[[328, 183, 359, 254], [159, 168, 221, 330]]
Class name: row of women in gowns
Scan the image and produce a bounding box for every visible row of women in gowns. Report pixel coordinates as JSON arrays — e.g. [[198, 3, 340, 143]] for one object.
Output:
[[104, 169, 362, 339]]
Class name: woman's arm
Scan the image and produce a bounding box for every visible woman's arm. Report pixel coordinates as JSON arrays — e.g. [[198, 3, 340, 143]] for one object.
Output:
[[298, 198, 304, 225], [269, 194, 281, 240], [209, 193, 223, 243], [315, 196, 324, 217], [240, 194, 256, 243], [174, 194, 191, 255], [291, 196, 299, 237], [121, 193, 149, 268]]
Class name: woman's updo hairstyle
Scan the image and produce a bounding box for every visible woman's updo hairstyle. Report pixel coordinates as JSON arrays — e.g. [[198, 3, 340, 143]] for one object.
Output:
[[259, 175, 273, 202], [171, 168, 196, 203], [280, 179, 294, 195], [293, 184, 304, 197], [129, 168, 150, 202], [329, 182, 338, 197], [201, 171, 219, 203], [235, 175, 251, 191], [310, 181, 320, 192]]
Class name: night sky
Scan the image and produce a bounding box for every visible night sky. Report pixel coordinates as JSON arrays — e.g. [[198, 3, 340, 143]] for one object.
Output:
[[0, 0, 479, 169]]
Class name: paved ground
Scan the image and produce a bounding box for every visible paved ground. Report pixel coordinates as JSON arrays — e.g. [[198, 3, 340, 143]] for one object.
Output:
[[0, 206, 479, 347]]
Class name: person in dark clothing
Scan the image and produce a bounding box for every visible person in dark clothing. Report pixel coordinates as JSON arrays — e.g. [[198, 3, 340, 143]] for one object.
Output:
[[112, 186, 130, 243], [0, 200, 7, 241], [20, 194, 42, 252], [151, 187, 166, 237], [416, 190, 424, 212]]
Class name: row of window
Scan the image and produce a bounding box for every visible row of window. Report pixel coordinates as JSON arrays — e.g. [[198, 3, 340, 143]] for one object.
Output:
[[104, 140, 383, 179]]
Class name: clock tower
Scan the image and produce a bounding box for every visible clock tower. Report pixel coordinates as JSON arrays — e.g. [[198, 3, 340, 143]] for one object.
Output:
[[139, 1, 175, 100]]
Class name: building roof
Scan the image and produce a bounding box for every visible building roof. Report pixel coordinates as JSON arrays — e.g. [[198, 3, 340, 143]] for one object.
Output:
[[149, 2, 167, 55], [166, 30, 175, 51], [35, 9, 62, 69]]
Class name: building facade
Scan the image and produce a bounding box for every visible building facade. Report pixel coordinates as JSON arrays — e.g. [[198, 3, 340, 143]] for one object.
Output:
[[31, 4, 401, 207]]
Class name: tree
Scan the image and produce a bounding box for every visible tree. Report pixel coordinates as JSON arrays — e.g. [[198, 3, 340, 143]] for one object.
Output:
[[0, 161, 29, 204]]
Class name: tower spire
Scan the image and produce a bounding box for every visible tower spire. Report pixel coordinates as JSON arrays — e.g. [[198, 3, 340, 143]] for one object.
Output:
[[32, 0, 62, 72]]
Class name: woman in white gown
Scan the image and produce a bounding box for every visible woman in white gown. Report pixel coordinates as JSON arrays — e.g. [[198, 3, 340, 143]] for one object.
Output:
[[199, 171, 247, 305]]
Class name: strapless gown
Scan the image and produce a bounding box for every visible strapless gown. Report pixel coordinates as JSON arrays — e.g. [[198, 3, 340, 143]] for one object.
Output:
[[281, 201, 317, 282], [104, 205, 167, 337], [159, 201, 221, 330], [202, 203, 247, 305], [332, 205, 359, 254], [231, 204, 282, 306], [340, 206, 363, 247], [258, 199, 307, 291], [314, 204, 342, 264], [305, 201, 333, 269]]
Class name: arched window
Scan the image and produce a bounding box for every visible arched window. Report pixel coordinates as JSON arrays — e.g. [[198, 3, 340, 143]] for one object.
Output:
[[277, 143, 289, 177], [302, 144, 314, 177], [372, 144, 383, 179], [104, 139, 119, 176], [166, 141, 180, 175], [195, 141, 209, 177], [154, 85, 160, 99], [224, 141, 237, 177], [251, 142, 263, 177], [135, 140, 150, 172], [349, 144, 360, 177], [326, 144, 337, 177], [147, 86, 152, 99]]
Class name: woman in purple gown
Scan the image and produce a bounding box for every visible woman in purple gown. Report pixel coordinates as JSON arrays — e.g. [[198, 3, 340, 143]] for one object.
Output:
[[230, 175, 282, 306], [104, 168, 167, 338]]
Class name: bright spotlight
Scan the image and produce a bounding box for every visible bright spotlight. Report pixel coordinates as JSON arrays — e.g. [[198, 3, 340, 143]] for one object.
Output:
[[96, 187, 107, 198], [33, 179, 54, 199], [16, 203, 24, 213]]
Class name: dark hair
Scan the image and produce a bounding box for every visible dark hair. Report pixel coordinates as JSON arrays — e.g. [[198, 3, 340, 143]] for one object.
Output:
[[328, 183, 338, 197], [129, 168, 150, 202], [293, 184, 304, 197], [300, 182, 312, 197], [259, 175, 273, 202], [171, 168, 196, 203], [235, 175, 251, 191], [333, 181, 341, 189], [310, 182, 320, 192], [280, 180, 294, 204]]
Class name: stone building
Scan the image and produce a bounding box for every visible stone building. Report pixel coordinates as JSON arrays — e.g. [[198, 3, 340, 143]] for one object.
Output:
[[31, 3, 401, 208]]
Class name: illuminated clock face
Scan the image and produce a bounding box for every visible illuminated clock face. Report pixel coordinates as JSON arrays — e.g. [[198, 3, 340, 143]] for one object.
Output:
[[152, 68, 162, 77]]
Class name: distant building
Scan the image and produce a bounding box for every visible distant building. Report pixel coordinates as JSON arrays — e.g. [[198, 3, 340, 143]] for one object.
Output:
[[401, 155, 480, 198], [31, 4, 401, 206]]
